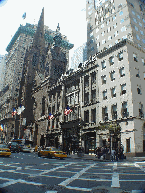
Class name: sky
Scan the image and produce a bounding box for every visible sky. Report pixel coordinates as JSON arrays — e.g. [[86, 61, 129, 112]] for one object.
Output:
[[0, 0, 87, 67]]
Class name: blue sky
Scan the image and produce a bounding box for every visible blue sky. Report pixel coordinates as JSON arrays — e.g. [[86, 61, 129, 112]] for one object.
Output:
[[0, 0, 87, 67]]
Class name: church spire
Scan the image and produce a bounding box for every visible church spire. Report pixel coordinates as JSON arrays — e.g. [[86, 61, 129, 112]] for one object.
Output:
[[33, 7, 45, 50]]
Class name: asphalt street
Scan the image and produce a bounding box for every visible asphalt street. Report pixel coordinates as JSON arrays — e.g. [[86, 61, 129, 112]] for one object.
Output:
[[0, 152, 145, 193]]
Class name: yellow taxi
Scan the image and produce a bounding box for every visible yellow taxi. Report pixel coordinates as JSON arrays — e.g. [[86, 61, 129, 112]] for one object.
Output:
[[38, 147, 67, 159], [0, 144, 11, 157]]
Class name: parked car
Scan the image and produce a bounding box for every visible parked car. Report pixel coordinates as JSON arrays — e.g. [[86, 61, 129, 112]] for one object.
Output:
[[8, 142, 20, 153], [38, 147, 67, 159], [0, 144, 11, 157]]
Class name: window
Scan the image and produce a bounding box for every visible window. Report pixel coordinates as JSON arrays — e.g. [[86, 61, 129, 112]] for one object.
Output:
[[139, 22, 142, 27], [91, 72, 96, 84], [84, 110, 89, 123], [108, 36, 112, 40], [110, 71, 115, 81], [144, 72, 145, 80], [96, 28, 99, 33], [96, 35, 99, 40], [119, 67, 125, 77], [142, 58, 145, 66], [132, 10, 135, 15], [109, 56, 114, 65], [111, 104, 117, 120], [120, 19, 124, 24], [109, 44, 112, 48], [138, 44, 141, 47], [102, 31, 105, 36], [135, 26, 138, 31], [133, 18, 137, 23], [91, 90, 96, 103], [106, 20, 110, 25], [136, 69, 140, 78], [142, 39, 145, 44], [41, 96, 45, 116], [137, 85, 142, 94], [91, 47, 94, 51], [103, 90, 107, 100], [139, 103, 144, 118], [143, 18, 145, 23], [101, 23, 104, 28], [111, 87, 116, 98], [121, 101, 129, 118], [101, 60, 106, 70], [137, 15, 141, 19], [84, 75, 89, 88], [119, 11, 123, 16], [84, 93, 89, 105], [136, 34, 140, 40], [114, 31, 118, 37], [102, 107, 108, 121], [97, 42, 100, 48], [101, 75, 107, 84], [90, 32, 93, 37], [133, 53, 138, 62], [102, 39, 106, 44], [140, 30, 144, 35], [121, 84, 126, 95], [91, 108, 96, 123], [113, 23, 117, 29], [118, 51, 123, 61], [121, 26, 126, 32], [107, 27, 111, 32], [113, 16, 116, 21]]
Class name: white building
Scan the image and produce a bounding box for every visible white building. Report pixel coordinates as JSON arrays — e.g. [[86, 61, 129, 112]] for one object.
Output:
[[86, 0, 145, 59], [71, 43, 87, 70], [86, 0, 145, 156]]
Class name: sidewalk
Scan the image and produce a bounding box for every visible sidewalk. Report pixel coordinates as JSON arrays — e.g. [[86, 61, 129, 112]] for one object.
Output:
[[67, 153, 145, 162]]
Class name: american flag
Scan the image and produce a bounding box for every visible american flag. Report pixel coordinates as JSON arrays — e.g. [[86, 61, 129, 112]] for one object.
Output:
[[64, 106, 72, 115], [48, 113, 54, 120], [12, 108, 17, 117]]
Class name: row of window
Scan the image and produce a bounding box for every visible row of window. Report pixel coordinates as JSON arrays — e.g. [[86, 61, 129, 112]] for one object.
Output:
[[132, 10, 145, 24], [84, 103, 144, 123]]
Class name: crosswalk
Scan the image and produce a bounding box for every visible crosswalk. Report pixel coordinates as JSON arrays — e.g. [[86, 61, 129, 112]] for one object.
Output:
[[0, 159, 144, 192]]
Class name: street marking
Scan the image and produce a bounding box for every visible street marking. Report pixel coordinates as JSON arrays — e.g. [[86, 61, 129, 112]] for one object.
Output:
[[0, 177, 43, 188], [29, 163, 74, 177], [59, 163, 96, 186], [134, 163, 145, 173], [66, 186, 92, 192], [16, 167, 22, 170], [111, 162, 120, 188]]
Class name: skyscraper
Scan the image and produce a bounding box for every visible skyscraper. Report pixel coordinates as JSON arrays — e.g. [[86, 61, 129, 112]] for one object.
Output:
[[86, 0, 145, 59]]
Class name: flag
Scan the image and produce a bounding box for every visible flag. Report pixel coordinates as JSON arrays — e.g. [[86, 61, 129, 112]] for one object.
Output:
[[0, 124, 4, 131], [48, 113, 54, 120], [22, 12, 26, 19], [17, 104, 25, 115], [12, 108, 17, 117], [64, 106, 72, 116]]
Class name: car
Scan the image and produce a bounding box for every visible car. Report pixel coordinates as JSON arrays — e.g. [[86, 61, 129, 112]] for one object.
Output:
[[0, 144, 11, 157], [22, 145, 33, 153], [38, 147, 67, 159], [8, 142, 20, 153]]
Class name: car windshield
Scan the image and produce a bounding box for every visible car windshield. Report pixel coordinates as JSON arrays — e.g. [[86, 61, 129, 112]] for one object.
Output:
[[10, 142, 18, 145], [0, 144, 7, 148], [51, 148, 59, 151]]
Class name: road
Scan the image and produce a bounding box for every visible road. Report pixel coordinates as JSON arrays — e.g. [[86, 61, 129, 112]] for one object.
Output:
[[0, 152, 145, 193]]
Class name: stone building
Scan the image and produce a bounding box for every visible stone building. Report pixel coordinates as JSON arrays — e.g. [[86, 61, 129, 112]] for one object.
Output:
[[0, 8, 73, 143]]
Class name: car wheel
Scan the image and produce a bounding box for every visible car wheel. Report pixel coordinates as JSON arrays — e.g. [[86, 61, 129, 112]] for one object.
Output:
[[47, 153, 52, 158], [38, 152, 41, 157]]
